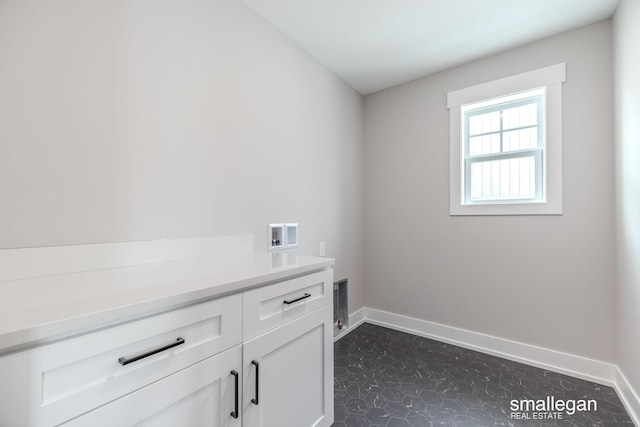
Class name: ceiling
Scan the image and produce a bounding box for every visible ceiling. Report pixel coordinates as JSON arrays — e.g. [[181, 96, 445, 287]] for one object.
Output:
[[242, 0, 619, 95]]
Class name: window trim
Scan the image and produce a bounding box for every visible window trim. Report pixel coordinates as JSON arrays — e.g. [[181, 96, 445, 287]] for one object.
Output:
[[448, 63, 565, 216]]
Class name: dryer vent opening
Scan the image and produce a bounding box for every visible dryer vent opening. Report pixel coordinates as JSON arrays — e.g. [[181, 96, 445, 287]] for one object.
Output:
[[333, 279, 348, 337]]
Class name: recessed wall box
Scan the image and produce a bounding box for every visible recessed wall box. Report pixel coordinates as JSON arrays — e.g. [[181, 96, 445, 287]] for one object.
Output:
[[285, 223, 298, 248], [334, 278, 349, 337], [268, 224, 284, 251]]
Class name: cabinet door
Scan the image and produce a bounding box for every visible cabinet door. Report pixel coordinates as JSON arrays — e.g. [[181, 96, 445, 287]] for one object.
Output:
[[61, 345, 242, 427], [243, 304, 333, 427]]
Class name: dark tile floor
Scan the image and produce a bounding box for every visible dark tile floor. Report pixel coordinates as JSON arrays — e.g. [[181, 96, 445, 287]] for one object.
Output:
[[333, 323, 634, 427]]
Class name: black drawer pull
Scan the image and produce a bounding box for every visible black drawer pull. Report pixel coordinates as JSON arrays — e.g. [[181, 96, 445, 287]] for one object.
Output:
[[251, 360, 259, 405], [118, 337, 185, 366], [230, 370, 239, 418], [283, 293, 311, 305]]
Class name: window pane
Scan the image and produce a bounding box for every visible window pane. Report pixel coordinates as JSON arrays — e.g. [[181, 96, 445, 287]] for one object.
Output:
[[469, 111, 500, 136], [469, 133, 500, 156], [502, 103, 538, 130], [470, 156, 536, 201], [503, 127, 538, 152]]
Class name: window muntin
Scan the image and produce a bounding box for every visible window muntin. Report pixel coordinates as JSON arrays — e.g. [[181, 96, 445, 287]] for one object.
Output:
[[462, 89, 545, 204]]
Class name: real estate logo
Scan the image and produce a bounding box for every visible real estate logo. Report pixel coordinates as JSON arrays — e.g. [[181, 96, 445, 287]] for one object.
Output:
[[510, 397, 597, 420]]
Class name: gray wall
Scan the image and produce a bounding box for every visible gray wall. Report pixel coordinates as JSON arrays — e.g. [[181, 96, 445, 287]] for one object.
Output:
[[0, 0, 625, 365], [364, 21, 616, 362], [613, 0, 640, 399], [0, 0, 364, 312]]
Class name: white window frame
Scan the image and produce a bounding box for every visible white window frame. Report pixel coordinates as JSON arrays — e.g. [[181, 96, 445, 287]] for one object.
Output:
[[448, 63, 565, 215]]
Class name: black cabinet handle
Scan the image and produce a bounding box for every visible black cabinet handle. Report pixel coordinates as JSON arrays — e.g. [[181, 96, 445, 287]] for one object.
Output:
[[283, 293, 311, 305], [118, 337, 185, 366], [251, 360, 259, 405], [230, 370, 239, 419]]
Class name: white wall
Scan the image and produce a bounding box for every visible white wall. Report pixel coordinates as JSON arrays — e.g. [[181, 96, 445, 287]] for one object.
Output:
[[613, 0, 640, 401], [364, 21, 616, 362], [0, 0, 364, 312]]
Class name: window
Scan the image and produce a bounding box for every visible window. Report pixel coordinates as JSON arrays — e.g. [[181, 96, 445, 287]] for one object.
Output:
[[448, 63, 565, 215], [463, 89, 544, 204]]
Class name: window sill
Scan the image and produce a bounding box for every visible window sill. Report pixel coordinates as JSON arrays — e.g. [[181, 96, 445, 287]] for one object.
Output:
[[450, 200, 562, 216]]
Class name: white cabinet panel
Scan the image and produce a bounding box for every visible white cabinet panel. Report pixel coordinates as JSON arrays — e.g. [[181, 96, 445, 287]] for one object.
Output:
[[0, 293, 242, 427], [61, 345, 242, 427], [243, 304, 334, 427], [243, 269, 332, 340]]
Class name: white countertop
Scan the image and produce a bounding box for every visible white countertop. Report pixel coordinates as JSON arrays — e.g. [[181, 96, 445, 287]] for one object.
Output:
[[0, 250, 334, 355]]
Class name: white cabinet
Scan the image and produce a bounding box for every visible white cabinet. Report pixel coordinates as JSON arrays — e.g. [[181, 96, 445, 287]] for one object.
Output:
[[242, 269, 333, 340], [0, 293, 243, 427], [243, 304, 334, 427], [0, 268, 333, 427], [61, 345, 243, 427]]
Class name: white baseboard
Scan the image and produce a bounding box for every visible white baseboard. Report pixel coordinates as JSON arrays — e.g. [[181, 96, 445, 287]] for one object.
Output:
[[349, 307, 366, 329], [333, 308, 366, 342], [349, 307, 616, 387], [615, 367, 640, 426]]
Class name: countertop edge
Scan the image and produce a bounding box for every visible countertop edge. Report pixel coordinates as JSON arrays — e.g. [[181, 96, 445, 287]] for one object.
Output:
[[0, 256, 335, 355]]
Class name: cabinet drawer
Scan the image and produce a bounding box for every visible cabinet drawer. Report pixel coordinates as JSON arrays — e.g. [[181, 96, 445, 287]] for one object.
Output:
[[61, 345, 242, 427], [243, 269, 332, 340], [0, 293, 242, 427]]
